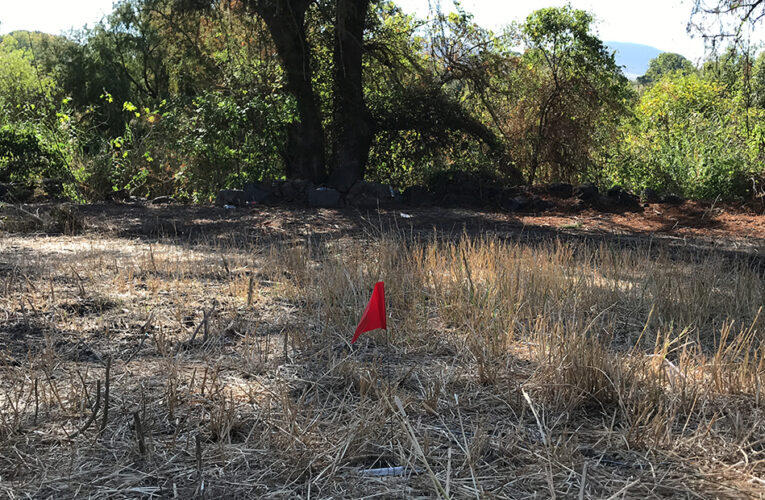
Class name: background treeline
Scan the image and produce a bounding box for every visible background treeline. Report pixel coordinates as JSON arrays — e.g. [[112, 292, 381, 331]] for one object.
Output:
[[1, 0, 765, 202]]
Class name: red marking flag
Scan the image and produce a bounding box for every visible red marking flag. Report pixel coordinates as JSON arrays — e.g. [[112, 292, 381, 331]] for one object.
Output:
[[351, 281, 386, 344]]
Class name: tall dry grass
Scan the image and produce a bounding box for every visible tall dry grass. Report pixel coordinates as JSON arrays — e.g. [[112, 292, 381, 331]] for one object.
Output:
[[0, 228, 764, 497]]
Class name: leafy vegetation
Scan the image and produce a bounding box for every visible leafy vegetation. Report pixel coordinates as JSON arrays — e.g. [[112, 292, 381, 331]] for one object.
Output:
[[636, 52, 696, 86], [609, 73, 762, 198], [1, 0, 765, 201]]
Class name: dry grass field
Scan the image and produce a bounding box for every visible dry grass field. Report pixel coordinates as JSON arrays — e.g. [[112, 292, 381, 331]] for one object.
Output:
[[1, 203, 765, 498]]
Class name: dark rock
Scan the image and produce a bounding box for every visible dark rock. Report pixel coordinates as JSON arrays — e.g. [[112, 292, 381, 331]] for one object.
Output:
[[403, 186, 432, 206], [0, 183, 7, 201], [308, 187, 343, 208], [504, 195, 553, 212], [574, 182, 598, 201], [278, 179, 313, 203], [292, 179, 313, 194], [533, 197, 555, 212], [605, 186, 641, 210], [215, 189, 246, 207], [481, 186, 504, 205], [547, 182, 573, 198], [346, 181, 398, 208], [607, 185, 624, 198], [442, 193, 480, 207], [243, 181, 272, 204], [642, 188, 660, 203], [661, 194, 684, 205], [150, 195, 172, 204], [275, 181, 294, 201], [508, 196, 532, 211], [428, 170, 491, 199]]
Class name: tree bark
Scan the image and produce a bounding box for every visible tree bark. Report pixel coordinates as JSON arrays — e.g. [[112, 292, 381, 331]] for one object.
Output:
[[327, 0, 374, 192], [251, 0, 326, 183]]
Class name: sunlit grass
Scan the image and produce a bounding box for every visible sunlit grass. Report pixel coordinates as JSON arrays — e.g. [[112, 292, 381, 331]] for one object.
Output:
[[0, 229, 763, 497]]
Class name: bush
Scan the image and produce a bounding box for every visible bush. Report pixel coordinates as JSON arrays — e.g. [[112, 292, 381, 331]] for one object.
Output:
[[0, 126, 67, 184], [86, 91, 291, 201], [608, 74, 761, 199]]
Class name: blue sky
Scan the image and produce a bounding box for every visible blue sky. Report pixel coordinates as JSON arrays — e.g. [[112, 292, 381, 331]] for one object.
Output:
[[0, 0, 748, 62]]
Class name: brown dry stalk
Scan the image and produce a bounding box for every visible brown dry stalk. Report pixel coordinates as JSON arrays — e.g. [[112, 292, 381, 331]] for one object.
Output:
[[100, 356, 111, 433], [2, 225, 765, 498]]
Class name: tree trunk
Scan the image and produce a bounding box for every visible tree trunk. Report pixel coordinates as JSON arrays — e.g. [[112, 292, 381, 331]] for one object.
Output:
[[253, 0, 326, 183], [327, 0, 374, 192]]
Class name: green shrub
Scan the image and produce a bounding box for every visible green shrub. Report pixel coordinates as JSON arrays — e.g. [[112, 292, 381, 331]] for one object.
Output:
[[608, 74, 762, 199], [0, 126, 66, 184]]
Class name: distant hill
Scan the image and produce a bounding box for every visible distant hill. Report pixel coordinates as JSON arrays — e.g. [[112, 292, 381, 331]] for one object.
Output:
[[605, 42, 664, 80]]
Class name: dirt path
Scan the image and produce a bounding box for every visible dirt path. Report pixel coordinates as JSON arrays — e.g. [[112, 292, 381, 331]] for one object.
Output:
[[77, 200, 765, 261]]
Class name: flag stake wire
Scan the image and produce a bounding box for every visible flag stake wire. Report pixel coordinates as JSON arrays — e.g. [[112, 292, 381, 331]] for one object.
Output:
[[386, 324, 394, 465], [351, 281, 394, 467]]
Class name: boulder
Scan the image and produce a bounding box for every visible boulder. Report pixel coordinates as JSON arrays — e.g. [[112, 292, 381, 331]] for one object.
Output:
[[243, 181, 272, 204], [661, 194, 684, 205], [428, 171, 485, 199], [278, 179, 313, 203], [642, 188, 660, 203], [546, 182, 573, 198], [308, 187, 343, 208], [606, 185, 624, 198], [215, 189, 246, 207], [504, 195, 553, 212], [442, 193, 480, 207], [150, 195, 172, 204], [506, 196, 532, 211], [605, 186, 641, 210], [402, 186, 432, 206], [346, 181, 399, 208], [481, 186, 504, 205], [574, 182, 598, 201]]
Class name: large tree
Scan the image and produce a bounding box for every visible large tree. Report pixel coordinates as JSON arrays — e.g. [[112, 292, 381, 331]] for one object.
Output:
[[242, 0, 326, 183], [327, 0, 375, 191], [637, 53, 696, 86], [238, 0, 377, 188], [517, 6, 630, 184], [234, 0, 523, 189]]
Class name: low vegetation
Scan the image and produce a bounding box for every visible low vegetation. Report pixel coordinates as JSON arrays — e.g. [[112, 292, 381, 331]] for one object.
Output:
[[0, 220, 763, 497]]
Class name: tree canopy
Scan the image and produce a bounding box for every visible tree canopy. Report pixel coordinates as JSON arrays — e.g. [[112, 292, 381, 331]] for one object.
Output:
[[637, 53, 696, 86], [1, 0, 765, 202]]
